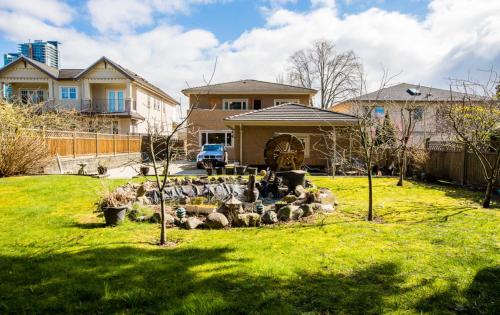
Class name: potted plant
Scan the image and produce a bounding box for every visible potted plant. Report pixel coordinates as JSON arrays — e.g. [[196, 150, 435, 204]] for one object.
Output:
[[225, 166, 235, 175], [100, 189, 130, 226], [235, 165, 246, 175], [97, 160, 108, 175], [215, 167, 223, 175], [246, 167, 258, 175], [206, 167, 213, 176]]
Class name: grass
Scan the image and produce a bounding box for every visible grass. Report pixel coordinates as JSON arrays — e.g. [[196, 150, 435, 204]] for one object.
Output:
[[0, 175, 498, 314]]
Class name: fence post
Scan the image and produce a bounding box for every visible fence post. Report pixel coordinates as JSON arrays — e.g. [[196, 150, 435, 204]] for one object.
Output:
[[95, 131, 99, 157], [42, 126, 46, 145], [72, 131, 77, 159], [462, 143, 468, 186], [128, 133, 131, 155], [113, 133, 116, 156]]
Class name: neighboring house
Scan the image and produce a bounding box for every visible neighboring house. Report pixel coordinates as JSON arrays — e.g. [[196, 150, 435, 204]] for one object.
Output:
[[182, 79, 358, 168], [0, 56, 179, 134], [332, 83, 476, 145]]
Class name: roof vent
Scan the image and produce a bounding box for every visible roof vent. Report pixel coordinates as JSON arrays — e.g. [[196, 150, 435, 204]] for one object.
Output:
[[406, 88, 422, 96], [407, 88, 421, 96]]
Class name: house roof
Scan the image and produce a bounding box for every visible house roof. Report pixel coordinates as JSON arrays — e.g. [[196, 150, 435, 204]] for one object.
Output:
[[341, 83, 480, 103], [182, 79, 317, 95], [224, 103, 358, 126], [0, 56, 179, 104]]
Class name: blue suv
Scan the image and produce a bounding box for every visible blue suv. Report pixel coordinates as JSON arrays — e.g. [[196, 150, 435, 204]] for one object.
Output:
[[196, 144, 228, 168]]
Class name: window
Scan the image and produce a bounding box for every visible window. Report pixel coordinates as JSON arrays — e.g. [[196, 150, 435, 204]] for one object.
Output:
[[374, 106, 385, 118], [111, 121, 119, 134], [107, 90, 124, 112], [60, 87, 78, 100], [20, 90, 44, 104], [274, 99, 299, 106], [223, 99, 247, 110], [254, 99, 262, 110], [200, 130, 233, 147]]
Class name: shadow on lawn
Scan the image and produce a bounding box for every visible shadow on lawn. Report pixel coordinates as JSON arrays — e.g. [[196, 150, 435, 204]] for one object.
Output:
[[415, 266, 500, 314], [0, 246, 496, 314], [0, 247, 397, 314]]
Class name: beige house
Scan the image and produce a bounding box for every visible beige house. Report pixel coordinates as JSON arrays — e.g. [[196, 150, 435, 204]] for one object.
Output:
[[0, 56, 179, 134], [182, 80, 358, 168], [332, 83, 475, 145]]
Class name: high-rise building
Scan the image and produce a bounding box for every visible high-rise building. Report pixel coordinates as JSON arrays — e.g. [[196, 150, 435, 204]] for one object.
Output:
[[2, 40, 60, 98], [19, 40, 60, 68], [3, 52, 21, 66]]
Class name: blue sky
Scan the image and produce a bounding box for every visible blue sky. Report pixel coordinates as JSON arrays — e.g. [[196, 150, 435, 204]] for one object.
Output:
[[0, 0, 498, 102]]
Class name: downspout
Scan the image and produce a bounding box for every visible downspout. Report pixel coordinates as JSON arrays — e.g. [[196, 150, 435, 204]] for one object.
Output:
[[239, 123, 243, 165]]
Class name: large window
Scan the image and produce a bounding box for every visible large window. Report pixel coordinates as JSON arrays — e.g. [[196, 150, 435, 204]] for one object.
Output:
[[274, 99, 299, 106], [20, 90, 44, 104], [200, 130, 233, 147], [223, 99, 248, 110], [60, 87, 78, 100]]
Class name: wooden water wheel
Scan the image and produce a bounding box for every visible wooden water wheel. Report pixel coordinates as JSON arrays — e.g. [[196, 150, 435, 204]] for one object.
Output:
[[264, 134, 305, 171]]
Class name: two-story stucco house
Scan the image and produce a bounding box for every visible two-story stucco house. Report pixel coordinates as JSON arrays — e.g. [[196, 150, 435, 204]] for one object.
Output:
[[0, 56, 179, 134], [182, 79, 358, 168], [332, 83, 477, 146]]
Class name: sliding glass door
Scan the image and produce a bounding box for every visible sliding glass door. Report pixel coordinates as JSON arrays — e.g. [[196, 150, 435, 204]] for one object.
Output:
[[107, 90, 124, 112]]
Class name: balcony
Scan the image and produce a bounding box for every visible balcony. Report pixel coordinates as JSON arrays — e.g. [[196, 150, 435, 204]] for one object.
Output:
[[81, 99, 143, 120]]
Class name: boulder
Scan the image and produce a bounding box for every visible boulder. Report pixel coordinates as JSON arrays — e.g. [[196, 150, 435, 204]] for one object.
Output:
[[184, 217, 203, 230], [179, 196, 191, 205], [292, 207, 304, 220], [236, 213, 261, 227], [261, 211, 278, 224], [127, 209, 140, 221], [282, 195, 297, 203], [294, 185, 305, 197], [149, 212, 161, 223], [300, 204, 314, 217], [165, 213, 175, 225], [205, 213, 229, 229], [277, 205, 295, 221]]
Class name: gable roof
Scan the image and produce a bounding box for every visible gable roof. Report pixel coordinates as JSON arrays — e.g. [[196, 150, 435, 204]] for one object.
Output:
[[75, 57, 179, 104], [0, 56, 179, 104], [224, 103, 357, 126], [342, 83, 479, 103], [0, 55, 60, 79], [182, 79, 317, 95]]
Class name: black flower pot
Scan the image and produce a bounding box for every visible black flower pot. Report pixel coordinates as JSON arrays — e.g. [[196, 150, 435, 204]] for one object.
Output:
[[225, 167, 235, 175], [215, 167, 223, 175], [206, 168, 213, 176], [235, 166, 246, 175], [103, 206, 128, 226], [247, 167, 258, 176]]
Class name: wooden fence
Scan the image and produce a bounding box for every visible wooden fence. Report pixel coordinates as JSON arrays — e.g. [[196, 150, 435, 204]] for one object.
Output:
[[38, 129, 143, 158], [426, 141, 498, 187]]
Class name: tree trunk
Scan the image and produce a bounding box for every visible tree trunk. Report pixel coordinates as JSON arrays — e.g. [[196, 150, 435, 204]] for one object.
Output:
[[397, 148, 406, 186], [367, 162, 373, 221], [159, 195, 166, 245], [482, 180, 494, 208]]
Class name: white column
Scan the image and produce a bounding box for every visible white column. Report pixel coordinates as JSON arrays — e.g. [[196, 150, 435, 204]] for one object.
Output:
[[0, 82, 4, 100], [239, 124, 243, 164], [47, 79, 54, 101], [125, 80, 134, 112]]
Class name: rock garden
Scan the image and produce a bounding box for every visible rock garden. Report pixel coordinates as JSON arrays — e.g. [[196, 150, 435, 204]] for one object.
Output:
[[99, 171, 337, 229]]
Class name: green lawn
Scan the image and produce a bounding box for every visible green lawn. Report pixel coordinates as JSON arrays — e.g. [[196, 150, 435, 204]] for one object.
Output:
[[0, 175, 498, 314]]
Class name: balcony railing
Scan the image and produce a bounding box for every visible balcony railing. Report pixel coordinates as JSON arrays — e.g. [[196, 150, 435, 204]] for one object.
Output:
[[81, 99, 136, 114]]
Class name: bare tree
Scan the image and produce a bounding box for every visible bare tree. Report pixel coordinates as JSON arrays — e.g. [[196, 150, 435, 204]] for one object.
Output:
[[444, 72, 500, 208], [287, 39, 362, 109], [144, 59, 217, 245], [351, 71, 398, 220]]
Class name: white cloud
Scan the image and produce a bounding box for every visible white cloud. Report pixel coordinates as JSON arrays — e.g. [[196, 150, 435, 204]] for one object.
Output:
[[87, 0, 229, 34], [0, 0, 499, 104], [0, 0, 73, 26]]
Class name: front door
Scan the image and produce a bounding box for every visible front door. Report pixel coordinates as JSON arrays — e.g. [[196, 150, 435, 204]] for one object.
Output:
[[107, 90, 124, 112]]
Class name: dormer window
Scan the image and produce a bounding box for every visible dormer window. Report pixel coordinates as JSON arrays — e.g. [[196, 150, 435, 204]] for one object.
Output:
[[406, 88, 421, 96]]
